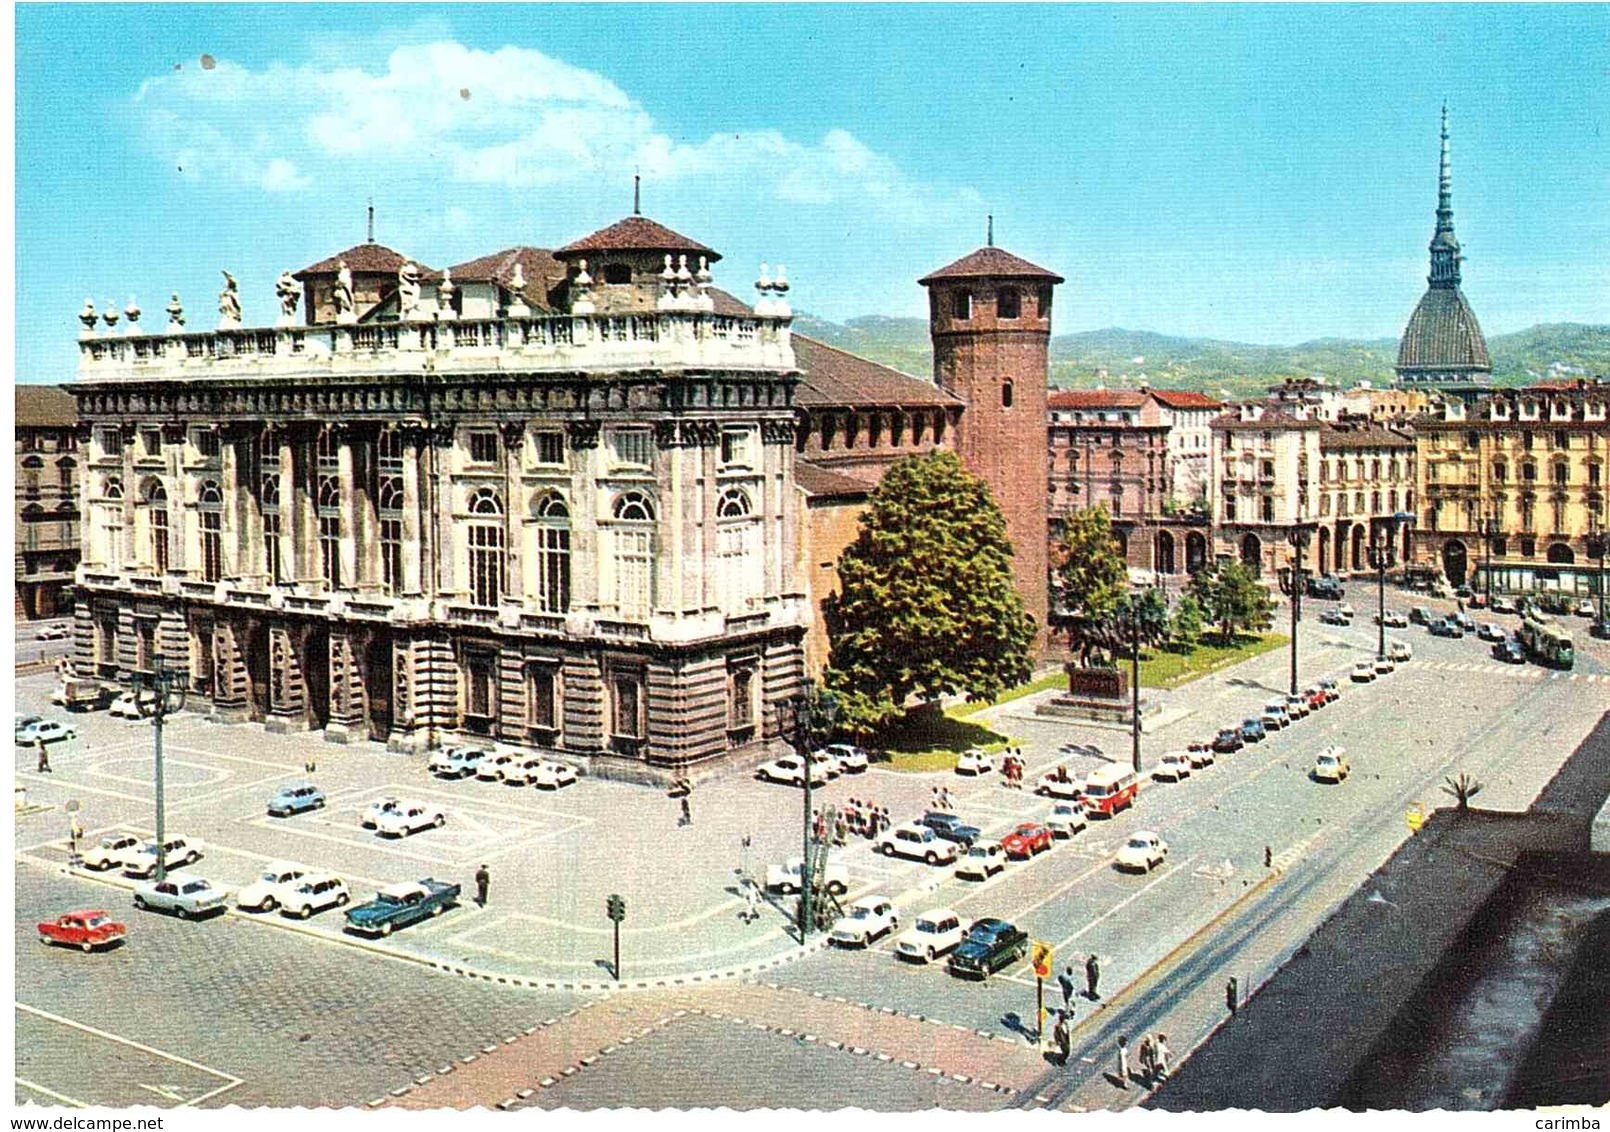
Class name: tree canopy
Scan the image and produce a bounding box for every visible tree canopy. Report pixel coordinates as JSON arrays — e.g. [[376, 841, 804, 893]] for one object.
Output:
[[1050, 506, 1131, 666], [823, 450, 1035, 733], [1188, 559, 1274, 640]]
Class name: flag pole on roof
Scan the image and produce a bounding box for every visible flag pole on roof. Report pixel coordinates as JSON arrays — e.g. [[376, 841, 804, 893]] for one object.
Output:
[[633, 170, 641, 216], [367, 198, 375, 244], [987, 213, 994, 247]]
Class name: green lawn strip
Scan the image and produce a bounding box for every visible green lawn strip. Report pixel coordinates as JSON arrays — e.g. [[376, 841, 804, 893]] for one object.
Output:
[[947, 670, 1068, 720], [1139, 633, 1288, 689], [862, 706, 1014, 773]]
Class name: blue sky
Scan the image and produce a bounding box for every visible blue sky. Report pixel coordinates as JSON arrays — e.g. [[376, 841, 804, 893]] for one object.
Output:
[[15, 4, 1609, 381]]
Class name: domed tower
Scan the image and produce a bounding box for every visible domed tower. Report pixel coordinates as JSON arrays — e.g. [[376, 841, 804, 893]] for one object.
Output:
[[1396, 107, 1492, 397], [920, 235, 1063, 634]]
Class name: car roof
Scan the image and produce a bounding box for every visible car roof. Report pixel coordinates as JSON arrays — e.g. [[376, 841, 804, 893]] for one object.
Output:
[[916, 907, 959, 921], [379, 882, 426, 898], [971, 839, 1003, 851], [849, 895, 892, 910], [64, 909, 111, 918], [263, 860, 306, 873]]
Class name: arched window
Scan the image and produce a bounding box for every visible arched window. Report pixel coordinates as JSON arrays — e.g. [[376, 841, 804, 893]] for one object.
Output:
[[534, 494, 571, 614], [717, 488, 759, 611], [467, 488, 505, 608], [1001, 380, 1014, 409], [1552, 461, 1570, 486], [259, 429, 282, 583], [144, 481, 170, 575], [613, 492, 656, 620], [199, 480, 224, 583], [1492, 460, 1507, 483], [317, 430, 342, 588], [104, 476, 124, 501]]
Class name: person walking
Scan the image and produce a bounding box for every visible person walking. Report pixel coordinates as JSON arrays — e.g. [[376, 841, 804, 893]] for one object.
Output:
[[1137, 1034, 1156, 1084], [1226, 976, 1239, 1016], [473, 863, 490, 908], [35, 738, 52, 774], [679, 795, 693, 827], [1086, 953, 1101, 1000], [1058, 965, 1076, 1012], [743, 877, 760, 923], [1053, 1011, 1071, 1066], [1154, 1033, 1172, 1081], [1115, 1035, 1130, 1089]]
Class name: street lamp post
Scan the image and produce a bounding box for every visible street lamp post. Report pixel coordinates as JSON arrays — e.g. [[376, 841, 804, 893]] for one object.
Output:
[[1369, 536, 1390, 662], [1482, 514, 1499, 609], [1286, 525, 1313, 696], [1130, 600, 1142, 775], [1588, 519, 1607, 627], [128, 655, 189, 882], [782, 688, 837, 942]]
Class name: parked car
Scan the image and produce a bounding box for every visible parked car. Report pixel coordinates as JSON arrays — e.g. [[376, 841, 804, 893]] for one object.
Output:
[[955, 840, 1008, 880], [122, 837, 202, 878], [82, 833, 145, 871], [237, 861, 310, 912], [15, 718, 77, 745], [1319, 609, 1350, 627], [829, 895, 899, 948], [1350, 661, 1378, 683], [1429, 619, 1465, 639], [361, 798, 403, 829], [280, 873, 351, 919], [1313, 746, 1351, 783], [1318, 678, 1342, 702], [108, 692, 144, 720], [1035, 768, 1084, 799], [1476, 622, 1506, 642], [764, 857, 850, 895], [819, 744, 870, 775], [373, 803, 447, 838], [1239, 718, 1267, 744], [344, 879, 460, 937], [894, 907, 965, 963], [955, 748, 994, 776], [1387, 639, 1414, 663], [133, 877, 230, 919], [1000, 822, 1053, 860], [1045, 802, 1088, 839], [1376, 609, 1409, 628], [1115, 831, 1170, 873], [878, 822, 960, 865], [1260, 702, 1291, 730], [1493, 639, 1527, 664], [1451, 611, 1478, 633], [1302, 686, 1328, 712], [947, 918, 1028, 979], [530, 760, 580, 790], [1336, 602, 1356, 620], [754, 755, 829, 788], [919, 812, 981, 847], [1409, 606, 1435, 625], [57, 679, 114, 712], [267, 782, 326, 818], [497, 757, 547, 787], [36, 624, 71, 641], [1592, 619, 1610, 641], [1213, 728, 1245, 754], [428, 747, 489, 779], [1284, 694, 1311, 720], [37, 909, 126, 952], [476, 753, 520, 782], [1490, 596, 1518, 614], [1373, 655, 1396, 675], [1573, 599, 1596, 618], [1153, 751, 1193, 783], [1184, 742, 1216, 769]]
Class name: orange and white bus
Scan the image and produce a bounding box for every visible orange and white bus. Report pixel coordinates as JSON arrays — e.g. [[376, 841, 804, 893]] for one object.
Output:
[[1082, 765, 1140, 817]]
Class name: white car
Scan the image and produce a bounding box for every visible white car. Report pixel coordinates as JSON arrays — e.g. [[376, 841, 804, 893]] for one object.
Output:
[[1036, 770, 1084, 800], [1575, 599, 1596, 618], [878, 822, 960, 865], [82, 833, 145, 871], [133, 877, 230, 919], [829, 895, 899, 948], [428, 747, 488, 778], [374, 803, 447, 838], [764, 857, 849, 894], [820, 744, 870, 775], [16, 719, 76, 745], [476, 753, 520, 782], [955, 748, 994, 776], [1314, 745, 1351, 783], [1336, 603, 1355, 620], [955, 839, 1008, 880], [108, 692, 144, 720], [1284, 694, 1311, 720], [36, 625, 70, 641], [1046, 803, 1088, 839], [1152, 752, 1193, 783], [279, 873, 351, 919], [498, 757, 547, 786], [237, 861, 310, 913], [122, 836, 203, 878], [1387, 639, 1413, 663], [1115, 831, 1169, 873], [1373, 655, 1396, 675], [1379, 609, 1409, 628], [361, 798, 403, 829], [1350, 661, 1378, 683], [530, 760, 579, 790], [895, 907, 966, 963], [754, 755, 829, 787]]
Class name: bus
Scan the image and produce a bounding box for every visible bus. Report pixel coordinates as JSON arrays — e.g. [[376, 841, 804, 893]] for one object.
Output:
[[1518, 614, 1575, 670], [1082, 765, 1140, 817]]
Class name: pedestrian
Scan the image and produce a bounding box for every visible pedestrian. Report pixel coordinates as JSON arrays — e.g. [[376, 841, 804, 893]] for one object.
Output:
[[1115, 1035, 1130, 1089], [1154, 1033, 1172, 1080], [1053, 1011, 1071, 1066], [1059, 964, 1075, 1010], [743, 877, 760, 923], [1264, 845, 1273, 869], [1086, 953, 1101, 1000], [474, 863, 490, 907], [1226, 976, 1239, 1016], [679, 795, 693, 827], [1138, 1034, 1155, 1084], [35, 739, 51, 774], [833, 812, 847, 847], [68, 818, 82, 855], [304, 755, 317, 775]]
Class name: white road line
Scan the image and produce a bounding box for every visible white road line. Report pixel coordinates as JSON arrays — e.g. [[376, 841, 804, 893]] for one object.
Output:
[[15, 1002, 243, 1106], [1044, 856, 1198, 953], [14, 1077, 89, 1107]]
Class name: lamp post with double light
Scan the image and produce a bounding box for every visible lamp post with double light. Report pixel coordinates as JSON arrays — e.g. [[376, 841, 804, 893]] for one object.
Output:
[[128, 655, 189, 882], [1369, 512, 1416, 661], [779, 687, 838, 942], [1286, 523, 1316, 696]]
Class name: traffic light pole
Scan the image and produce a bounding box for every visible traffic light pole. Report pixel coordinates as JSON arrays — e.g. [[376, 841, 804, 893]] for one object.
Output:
[[613, 918, 621, 982]]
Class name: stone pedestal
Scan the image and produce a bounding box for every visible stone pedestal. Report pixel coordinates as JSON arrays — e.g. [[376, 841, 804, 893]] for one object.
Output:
[[1035, 664, 1159, 725]]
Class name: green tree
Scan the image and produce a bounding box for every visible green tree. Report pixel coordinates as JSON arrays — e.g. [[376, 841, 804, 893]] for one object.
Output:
[[1169, 592, 1206, 650], [1189, 560, 1274, 640], [1050, 506, 1130, 666], [823, 450, 1035, 734]]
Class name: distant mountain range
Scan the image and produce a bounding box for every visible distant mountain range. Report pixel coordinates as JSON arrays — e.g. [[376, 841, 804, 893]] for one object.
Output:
[[791, 315, 1610, 399]]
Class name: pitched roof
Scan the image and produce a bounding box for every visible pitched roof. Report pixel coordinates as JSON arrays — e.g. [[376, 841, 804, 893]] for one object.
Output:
[[795, 460, 873, 501], [294, 242, 426, 279], [792, 336, 962, 409], [1147, 389, 1225, 411], [555, 216, 719, 261], [1318, 423, 1416, 450], [15, 385, 76, 428], [919, 246, 1064, 286], [1396, 286, 1491, 374], [1048, 389, 1145, 411], [423, 247, 569, 310], [1210, 407, 1324, 430]]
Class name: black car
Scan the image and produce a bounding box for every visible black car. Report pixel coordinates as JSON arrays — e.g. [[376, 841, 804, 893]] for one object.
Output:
[[1409, 606, 1435, 626], [1492, 640, 1526, 664], [1307, 577, 1346, 600], [919, 811, 981, 847], [1591, 619, 1610, 641], [1429, 619, 1464, 639], [947, 918, 1028, 980], [1212, 728, 1244, 754]]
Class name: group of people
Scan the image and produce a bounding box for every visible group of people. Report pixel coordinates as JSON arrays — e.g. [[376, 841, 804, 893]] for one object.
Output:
[[928, 785, 958, 811], [1114, 1032, 1173, 1088], [999, 747, 1028, 789], [816, 799, 891, 845]]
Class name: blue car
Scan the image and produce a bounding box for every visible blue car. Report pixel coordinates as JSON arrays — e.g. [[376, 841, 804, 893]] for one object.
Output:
[[919, 811, 982, 847], [267, 782, 326, 818], [1240, 718, 1267, 744]]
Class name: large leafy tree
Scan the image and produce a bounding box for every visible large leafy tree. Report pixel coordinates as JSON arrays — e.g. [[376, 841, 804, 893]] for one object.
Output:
[[1189, 560, 1274, 640], [1169, 592, 1206, 650], [823, 450, 1035, 733], [1050, 507, 1131, 666]]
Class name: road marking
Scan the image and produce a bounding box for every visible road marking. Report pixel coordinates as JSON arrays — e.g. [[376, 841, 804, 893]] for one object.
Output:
[[1043, 856, 1197, 953], [136, 1083, 190, 1103], [15, 1077, 89, 1107]]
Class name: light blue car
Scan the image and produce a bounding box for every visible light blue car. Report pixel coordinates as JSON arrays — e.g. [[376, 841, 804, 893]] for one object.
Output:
[[267, 782, 327, 818]]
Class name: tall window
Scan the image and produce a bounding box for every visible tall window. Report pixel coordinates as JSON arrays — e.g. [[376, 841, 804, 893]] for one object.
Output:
[[728, 663, 756, 746], [613, 492, 655, 620], [528, 665, 558, 733], [953, 291, 972, 321], [609, 429, 654, 470], [377, 430, 404, 595], [145, 482, 170, 574], [611, 672, 644, 739], [717, 488, 758, 610], [198, 480, 223, 583], [534, 494, 572, 614], [259, 430, 281, 584], [317, 430, 342, 588], [535, 431, 566, 467], [102, 476, 124, 565], [467, 488, 506, 608], [997, 287, 1021, 319], [468, 431, 500, 465], [720, 429, 753, 469]]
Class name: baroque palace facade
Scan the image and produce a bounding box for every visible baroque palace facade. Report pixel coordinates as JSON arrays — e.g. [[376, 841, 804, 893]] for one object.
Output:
[[67, 214, 1056, 775]]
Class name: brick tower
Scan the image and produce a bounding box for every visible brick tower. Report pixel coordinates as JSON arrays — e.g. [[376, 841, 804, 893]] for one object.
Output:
[[920, 238, 1063, 635]]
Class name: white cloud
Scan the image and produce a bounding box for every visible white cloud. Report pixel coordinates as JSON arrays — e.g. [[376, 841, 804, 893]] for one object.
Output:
[[132, 39, 974, 224]]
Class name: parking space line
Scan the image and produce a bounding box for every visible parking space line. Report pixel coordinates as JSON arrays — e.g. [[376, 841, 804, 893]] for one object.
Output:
[[1042, 856, 1198, 955], [15, 1077, 89, 1107]]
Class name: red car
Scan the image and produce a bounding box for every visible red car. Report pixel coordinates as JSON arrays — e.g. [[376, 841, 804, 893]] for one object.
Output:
[[37, 909, 127, 952], [1001, 822, 1053, 860], [1304, 688, 1328, 712]]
